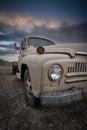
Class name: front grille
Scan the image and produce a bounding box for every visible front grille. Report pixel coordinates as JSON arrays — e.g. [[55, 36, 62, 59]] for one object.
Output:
[[67, 62, 87, 73]]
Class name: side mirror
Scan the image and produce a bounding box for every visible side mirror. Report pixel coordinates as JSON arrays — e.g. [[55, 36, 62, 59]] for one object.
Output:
[[14, 43, 20, 50]]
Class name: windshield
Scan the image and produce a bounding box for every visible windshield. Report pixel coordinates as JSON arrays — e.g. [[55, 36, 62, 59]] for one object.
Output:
[[28, 37, 55, 48]]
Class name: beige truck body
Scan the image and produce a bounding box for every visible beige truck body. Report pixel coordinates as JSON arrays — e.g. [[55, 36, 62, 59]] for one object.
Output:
[[16, 36, 87, 106]]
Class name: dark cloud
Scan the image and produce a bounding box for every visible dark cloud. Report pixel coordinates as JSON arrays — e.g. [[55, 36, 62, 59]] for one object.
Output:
[[0, 42, 18, 61], [0, 35, 9, 41], [31, 22, 87, 43], [57, 22, 87, 43], [0, 44, 13, 48], [0, 44, 18, 55], [0, 22, 87, 44], [0, 21, 87, 61], [0, 22, 30, 41]]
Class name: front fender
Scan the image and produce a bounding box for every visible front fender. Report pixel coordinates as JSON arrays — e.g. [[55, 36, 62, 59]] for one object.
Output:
[[21, 54, 70, 98]]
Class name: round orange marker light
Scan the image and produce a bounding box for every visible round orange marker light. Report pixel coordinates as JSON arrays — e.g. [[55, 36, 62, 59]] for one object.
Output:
[[37, 46, 45, 54]]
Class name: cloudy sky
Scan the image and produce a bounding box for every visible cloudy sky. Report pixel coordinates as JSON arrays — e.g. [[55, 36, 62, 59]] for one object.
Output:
[[0, 0, 87, 61]]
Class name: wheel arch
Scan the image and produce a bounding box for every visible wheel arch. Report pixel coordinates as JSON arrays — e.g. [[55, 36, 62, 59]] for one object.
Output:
[[21, 62, 42, 98]]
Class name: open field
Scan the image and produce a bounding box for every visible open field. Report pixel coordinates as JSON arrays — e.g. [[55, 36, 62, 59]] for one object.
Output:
[[0, 62, 87, 130]]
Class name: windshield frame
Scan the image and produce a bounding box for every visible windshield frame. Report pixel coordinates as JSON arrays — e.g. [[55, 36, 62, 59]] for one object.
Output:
[[28, 37, 55, 48]]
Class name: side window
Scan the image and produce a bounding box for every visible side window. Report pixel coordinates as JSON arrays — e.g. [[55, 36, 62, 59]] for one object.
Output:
[[21, 38, 27, 49], [24, 38, 27, 49], [20, 38, 27, 54]]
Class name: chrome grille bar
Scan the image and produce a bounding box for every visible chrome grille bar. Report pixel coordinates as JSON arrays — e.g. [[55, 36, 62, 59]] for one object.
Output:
[[76, 52, 87, 56], [67, 62, 87, 73]]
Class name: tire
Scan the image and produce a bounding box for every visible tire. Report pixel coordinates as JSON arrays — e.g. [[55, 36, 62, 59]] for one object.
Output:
[[24, 69, 39, 108], [12, 64, 18, 75]]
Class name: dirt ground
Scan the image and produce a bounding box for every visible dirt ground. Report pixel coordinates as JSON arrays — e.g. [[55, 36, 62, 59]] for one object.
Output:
[[0, 65, 87, 130]]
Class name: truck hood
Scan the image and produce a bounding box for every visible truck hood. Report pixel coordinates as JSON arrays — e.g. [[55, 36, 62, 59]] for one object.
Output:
[[43, 43, 87, 57], [43, 46, 75, 58], [24, 43, 87, 58]]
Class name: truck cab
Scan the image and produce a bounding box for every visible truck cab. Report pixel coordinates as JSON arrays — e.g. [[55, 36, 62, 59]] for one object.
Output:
[[13, 35, 87, 107]]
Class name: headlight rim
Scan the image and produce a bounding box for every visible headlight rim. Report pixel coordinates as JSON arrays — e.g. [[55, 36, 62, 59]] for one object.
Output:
[[48, 64, 63, 81]]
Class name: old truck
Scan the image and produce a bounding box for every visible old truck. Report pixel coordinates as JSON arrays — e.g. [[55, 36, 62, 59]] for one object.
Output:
[[13, 35, 87, 107]]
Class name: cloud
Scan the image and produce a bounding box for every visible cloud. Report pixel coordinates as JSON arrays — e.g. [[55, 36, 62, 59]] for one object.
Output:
[[0, 13, 60, 41], [0, 43, 18, 55], [0, 21, 87, 62], [31, 22, 87, 43], [0, 22, 29, 41], [0, 13, 59, 30], [0, 13, 87, 43], [0, 32, 5, 35], [0, 41, 19, 61], [0, 41, 15, 45]]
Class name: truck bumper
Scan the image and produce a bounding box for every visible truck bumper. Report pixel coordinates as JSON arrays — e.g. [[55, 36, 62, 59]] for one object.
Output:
[[41, 87, 87, 107]]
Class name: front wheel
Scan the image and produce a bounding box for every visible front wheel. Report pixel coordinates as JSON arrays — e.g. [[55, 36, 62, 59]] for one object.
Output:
[[24, 69, 39, 108]]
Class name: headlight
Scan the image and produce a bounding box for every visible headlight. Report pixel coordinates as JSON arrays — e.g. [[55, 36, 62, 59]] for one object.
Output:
[[48, 65, 62, 81]]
